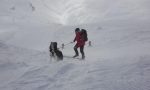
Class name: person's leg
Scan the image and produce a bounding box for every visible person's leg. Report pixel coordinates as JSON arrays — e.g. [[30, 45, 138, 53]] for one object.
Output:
[[80, 45, 85, 59], [73, 44, 79, 57]]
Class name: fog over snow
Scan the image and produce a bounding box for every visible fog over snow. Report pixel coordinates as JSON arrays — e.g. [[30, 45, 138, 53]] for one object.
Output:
[[0, 0, 150, 90]]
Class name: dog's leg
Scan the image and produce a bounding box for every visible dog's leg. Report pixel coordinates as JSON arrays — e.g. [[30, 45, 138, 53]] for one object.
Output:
[[55, 50, 63, 61]]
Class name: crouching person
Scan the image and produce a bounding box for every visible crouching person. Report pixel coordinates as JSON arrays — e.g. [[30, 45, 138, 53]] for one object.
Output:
[[49, 42, 63, 60]]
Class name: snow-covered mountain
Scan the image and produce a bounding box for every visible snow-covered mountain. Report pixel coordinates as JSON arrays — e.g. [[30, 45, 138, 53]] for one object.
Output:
[[0, 0, 150, 90], [1, 0, 150, 25]]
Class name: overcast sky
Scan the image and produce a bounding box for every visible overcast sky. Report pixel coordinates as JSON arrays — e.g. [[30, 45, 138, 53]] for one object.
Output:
[[0, 0, 150, 25]]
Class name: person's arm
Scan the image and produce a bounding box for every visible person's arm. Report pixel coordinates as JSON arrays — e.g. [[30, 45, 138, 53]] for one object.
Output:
[[73, 36, 76, 42], [73, 33, 77, 42]]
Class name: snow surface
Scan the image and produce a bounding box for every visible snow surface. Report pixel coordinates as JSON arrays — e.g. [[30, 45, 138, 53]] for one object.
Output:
[[0, 0, 150, 90]]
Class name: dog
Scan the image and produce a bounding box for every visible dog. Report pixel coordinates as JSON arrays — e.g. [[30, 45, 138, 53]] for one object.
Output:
[[49, 42, 63, 60]]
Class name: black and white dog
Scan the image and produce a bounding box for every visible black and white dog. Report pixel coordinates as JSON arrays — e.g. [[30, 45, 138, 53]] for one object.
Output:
[[49, 42, 63, 60]]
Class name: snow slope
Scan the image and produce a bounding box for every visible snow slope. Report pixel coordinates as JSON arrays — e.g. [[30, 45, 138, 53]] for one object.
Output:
[[0, 0, 150, 90], [1, 25, 150, 90]]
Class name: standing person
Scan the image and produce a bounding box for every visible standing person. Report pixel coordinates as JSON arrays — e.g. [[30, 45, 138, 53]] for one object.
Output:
[[73, 28, 87, 59]]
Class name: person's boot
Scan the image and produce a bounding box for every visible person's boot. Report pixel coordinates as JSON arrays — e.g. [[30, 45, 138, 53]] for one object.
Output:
[[73, 54, 79, 58], [82, 55, 85, 59]]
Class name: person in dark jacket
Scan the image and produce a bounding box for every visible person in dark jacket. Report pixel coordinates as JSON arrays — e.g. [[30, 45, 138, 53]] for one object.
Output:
[[73, 28, 86, 59]]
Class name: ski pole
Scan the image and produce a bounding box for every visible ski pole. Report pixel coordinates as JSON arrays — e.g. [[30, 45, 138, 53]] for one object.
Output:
[[59, 42, 74, 49]]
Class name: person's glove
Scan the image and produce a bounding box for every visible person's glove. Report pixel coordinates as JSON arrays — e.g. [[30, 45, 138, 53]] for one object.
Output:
[[70, 41, 74, 43]]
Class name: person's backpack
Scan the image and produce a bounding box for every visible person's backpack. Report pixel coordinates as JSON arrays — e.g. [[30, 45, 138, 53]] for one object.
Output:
[[81, 29, 88, 41], [50, 42, 57, 51]]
